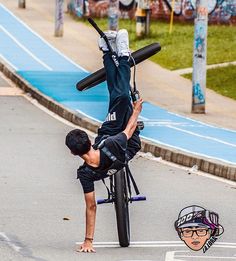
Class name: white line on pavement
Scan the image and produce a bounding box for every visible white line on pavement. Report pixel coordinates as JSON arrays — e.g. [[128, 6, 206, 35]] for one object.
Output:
[[139, 116, 236, 147], [168, 111, 236, 133], [0, 24, 53, 71], [75, 241, 236, 249], [140, 134, 236, 166], [76, 109, 103, 123], [178, 256, 236, 259], [0, 232, 22, 253], [0, 53, 18, 70], [173, 61, 236, 75], [167, 124, 236, 148], [165, 251, 188, 261], [75, 242, 185, 248], [0, 3, 88, 72]]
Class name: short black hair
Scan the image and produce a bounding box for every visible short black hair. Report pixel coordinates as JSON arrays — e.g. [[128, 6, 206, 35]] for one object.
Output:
[[65, 129, 91, 156]]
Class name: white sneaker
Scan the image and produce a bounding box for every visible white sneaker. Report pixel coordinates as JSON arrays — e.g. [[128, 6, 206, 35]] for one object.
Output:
[[116, 29, 130, 57], [98, 30, 117, 52]]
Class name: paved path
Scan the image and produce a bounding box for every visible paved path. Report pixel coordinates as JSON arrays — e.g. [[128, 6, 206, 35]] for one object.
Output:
[[0, 3, 236, 166], [0, 84, 236, 261], [1, 0, 235, 131], [173, 61, 236, 75]]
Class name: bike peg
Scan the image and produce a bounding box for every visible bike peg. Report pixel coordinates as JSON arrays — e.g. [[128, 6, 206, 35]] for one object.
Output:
[[97, 198, 114, 204], [130, 196, 146, 202]]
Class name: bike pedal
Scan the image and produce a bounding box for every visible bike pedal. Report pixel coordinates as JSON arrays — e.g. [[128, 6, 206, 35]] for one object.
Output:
[[97, 198, 114, 204], [130, 196, 146, 202]]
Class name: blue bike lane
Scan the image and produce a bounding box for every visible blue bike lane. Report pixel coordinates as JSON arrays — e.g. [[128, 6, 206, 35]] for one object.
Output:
[[0, 3, 235, 165]]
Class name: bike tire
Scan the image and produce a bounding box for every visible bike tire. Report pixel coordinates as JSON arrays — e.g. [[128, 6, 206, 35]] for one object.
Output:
[[114, 169, 130, 247], [76, 42, 161, 91]]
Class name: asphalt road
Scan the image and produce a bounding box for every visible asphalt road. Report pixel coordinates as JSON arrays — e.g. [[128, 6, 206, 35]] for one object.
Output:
[[1, 91, 236, 261]]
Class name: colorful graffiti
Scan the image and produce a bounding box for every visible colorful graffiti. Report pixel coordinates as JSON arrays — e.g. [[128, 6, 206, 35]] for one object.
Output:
[[68, 0, 236, 23], [193, 82, 205, 105]]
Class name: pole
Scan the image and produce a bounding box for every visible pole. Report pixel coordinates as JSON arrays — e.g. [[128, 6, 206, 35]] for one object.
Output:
[[136, 7, 146, 37], [108, 0, 119, 31], [55, 0, 64, 37], [169, 0, 175, 34], [191, 0, 208, 113], [136, 0, 150, 37], [18, 0, 26, 8]]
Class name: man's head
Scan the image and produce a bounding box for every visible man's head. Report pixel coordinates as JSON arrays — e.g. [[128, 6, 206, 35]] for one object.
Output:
[[175, 206, 213, 251], [65, 129, 91, 156]]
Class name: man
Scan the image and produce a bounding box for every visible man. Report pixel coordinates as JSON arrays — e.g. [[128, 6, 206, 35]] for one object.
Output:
[[65, 29, 143, 253]]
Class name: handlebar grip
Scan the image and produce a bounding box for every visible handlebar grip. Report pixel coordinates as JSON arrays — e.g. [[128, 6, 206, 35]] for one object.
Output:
[[87, 17, 104, 37]]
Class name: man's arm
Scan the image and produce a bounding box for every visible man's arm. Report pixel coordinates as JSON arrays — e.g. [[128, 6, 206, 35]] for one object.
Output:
[[77, 191, 96, 253], [123, 98, 143, 140]]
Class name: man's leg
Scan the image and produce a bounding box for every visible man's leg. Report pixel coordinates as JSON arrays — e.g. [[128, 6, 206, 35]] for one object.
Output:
[[95, 53, 132, 144]]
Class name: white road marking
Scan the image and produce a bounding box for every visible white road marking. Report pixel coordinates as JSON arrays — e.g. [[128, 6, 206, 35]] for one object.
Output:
[[173, 61, 236, 75], [177, 256, 236, 259], [140, 134, 236, 166], [0, 232, 22, 253], [165, 251, 188, 261], [75, 242, 185, 248], [76, 109, 103, 123], [167, 124, 236, 148], [0, 53, 18, 70], [139, 116, 236, 148], [0, 25, 53, 71], [0, 3, 88, 72], [75, 241, 236, 249], [168, 111, 236, 133]]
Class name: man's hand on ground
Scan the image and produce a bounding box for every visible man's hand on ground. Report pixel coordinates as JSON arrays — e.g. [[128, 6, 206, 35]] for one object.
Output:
[[133, 98, 143, 114], [76, 240, 96, 253]]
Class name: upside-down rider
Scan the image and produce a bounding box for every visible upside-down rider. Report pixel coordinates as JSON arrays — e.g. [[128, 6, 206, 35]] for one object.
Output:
[[65, 29, 143, 253]]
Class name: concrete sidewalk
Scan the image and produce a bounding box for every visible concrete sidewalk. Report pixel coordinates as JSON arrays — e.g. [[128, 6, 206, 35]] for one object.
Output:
[[1, 0, 235, 130]]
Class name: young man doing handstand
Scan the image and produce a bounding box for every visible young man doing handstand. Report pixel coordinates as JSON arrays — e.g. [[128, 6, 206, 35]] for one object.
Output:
[[65, 29, 143, 253]]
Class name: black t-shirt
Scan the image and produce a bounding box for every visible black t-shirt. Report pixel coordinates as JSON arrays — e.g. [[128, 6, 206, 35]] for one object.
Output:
[[77, 132, 127, 193], [91, 132, 127, 171]]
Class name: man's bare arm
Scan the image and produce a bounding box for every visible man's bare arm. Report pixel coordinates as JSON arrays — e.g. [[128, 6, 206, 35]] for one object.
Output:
[[77, 191, 96, 253], [123, 98, 143, 140]]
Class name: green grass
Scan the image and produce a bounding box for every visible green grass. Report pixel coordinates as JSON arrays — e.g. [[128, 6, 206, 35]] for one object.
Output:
[[83, 18, 236, 70], [183, 65, 236, 100], [81, 18, 236, 99]]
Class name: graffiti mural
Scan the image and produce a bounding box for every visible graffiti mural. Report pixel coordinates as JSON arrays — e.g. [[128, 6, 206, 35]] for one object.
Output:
[[68, 0, 236, 24]]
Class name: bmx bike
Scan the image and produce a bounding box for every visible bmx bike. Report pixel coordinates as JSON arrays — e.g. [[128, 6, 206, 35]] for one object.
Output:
[[97, 166, 146, 247]]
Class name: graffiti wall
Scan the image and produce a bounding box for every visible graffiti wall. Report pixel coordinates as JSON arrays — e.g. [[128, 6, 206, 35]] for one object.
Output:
[[68, 0, 236, 24]]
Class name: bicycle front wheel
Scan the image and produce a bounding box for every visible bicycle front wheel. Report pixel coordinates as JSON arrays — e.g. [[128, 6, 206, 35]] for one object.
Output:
[[114, 169, 130, 247]]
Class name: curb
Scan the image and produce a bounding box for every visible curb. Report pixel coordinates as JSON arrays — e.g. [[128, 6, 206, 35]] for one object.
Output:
[[1, 60, 236, 182]]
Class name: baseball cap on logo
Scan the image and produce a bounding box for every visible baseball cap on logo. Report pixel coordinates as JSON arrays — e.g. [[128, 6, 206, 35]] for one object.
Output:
[[175, 205, 210, 229]]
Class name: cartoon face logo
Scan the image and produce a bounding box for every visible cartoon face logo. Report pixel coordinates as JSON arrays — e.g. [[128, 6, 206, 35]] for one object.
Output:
[[174, 205, 224, 252], [180, 226, 211, 251]]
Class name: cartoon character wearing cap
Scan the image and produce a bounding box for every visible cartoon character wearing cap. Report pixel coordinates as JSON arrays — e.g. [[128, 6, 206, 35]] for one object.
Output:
[[174, 205, 224, 252]]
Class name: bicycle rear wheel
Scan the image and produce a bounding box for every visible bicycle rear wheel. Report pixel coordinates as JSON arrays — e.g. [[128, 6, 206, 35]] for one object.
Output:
[[114, 169, 130, 247]]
